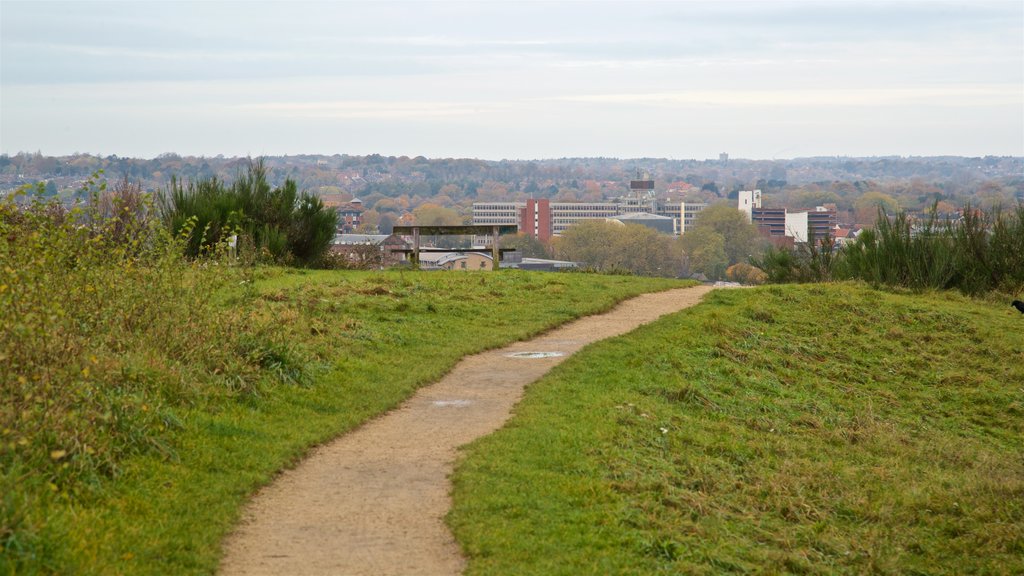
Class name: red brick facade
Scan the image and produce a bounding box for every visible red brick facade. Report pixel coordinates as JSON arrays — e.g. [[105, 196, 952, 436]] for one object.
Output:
[[519, 199, 553, 242]]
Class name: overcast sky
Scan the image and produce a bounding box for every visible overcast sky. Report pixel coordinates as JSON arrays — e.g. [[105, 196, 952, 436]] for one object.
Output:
[[1, 0, 1022, 160]]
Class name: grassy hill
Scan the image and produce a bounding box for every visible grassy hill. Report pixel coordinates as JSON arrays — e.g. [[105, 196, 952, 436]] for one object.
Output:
[[1, 267, 683, 575], [449, 284, 1024, 575]]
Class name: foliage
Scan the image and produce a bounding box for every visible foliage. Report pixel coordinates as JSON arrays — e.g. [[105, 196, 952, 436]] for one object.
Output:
[[679, 227, 728, 280], [725, 262, 767, 284], [755, 204, 1024, 296], [499, 233, 552, 259], [754, 232, 839, 284], [554, 220, 680, 277], [853, 190, 899, 224], [450, 284, 1024, 575], [689, 204, 762, 265], [1, 249, 681, 574], [0, 176, 305, 570], [158, 159, 336, 266]]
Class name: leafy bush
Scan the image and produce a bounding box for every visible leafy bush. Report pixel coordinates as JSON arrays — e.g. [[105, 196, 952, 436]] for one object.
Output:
[[841, 204, 1024, 295], [757, 204, 1024, 295], [725, 262, 767, 284], [159, 159, 336, 266]]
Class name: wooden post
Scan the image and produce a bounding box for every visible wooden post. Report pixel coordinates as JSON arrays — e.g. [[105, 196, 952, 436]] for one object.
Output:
[[491, 225, 500, 271], [412, 227, 420, 270]]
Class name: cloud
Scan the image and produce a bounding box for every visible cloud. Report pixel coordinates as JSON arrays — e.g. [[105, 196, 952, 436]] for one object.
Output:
[[235, 100, 491, 119], [541, 85, 1022, 108]]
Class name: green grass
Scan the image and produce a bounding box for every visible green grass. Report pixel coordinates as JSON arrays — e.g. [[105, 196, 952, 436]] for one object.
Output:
[[2, 267, 683, 575], [449, 283, 1024, 575]]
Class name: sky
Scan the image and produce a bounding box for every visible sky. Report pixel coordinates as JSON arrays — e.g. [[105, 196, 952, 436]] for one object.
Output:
[[1, 0, 1022, 160]]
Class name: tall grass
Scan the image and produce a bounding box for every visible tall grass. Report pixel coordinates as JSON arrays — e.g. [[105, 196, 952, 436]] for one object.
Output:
[[1, 177, 302, 569], [757, 204, 1024, 295]]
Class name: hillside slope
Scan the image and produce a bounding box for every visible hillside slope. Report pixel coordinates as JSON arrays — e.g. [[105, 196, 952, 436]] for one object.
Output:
[[450, 284, 1024, 575]]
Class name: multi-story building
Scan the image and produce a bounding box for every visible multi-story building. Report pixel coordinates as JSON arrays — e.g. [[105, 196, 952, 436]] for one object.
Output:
[[472, 172, 691, 238], [550, 202, 620, 234], [758, 207, 837, 243], [679, 202, 708, 234], [806, 206, 838, 241], [472, 202, 522, 227], [521, 199, 553, 242]]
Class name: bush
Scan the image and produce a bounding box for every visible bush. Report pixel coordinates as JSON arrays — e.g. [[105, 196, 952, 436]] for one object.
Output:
[[756, 204, 1024, 296], [159, 159, 336, 266], [841, 204, 1024, 295], [726, 263, 767, 285], [0, 176, 306, 567]]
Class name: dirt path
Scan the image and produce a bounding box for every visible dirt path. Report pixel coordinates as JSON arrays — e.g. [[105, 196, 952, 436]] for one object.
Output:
[[219, 285, 714, 576]]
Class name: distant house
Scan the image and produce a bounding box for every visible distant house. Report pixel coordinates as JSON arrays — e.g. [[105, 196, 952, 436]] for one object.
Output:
[[418, 252, 494, 271], [331, 233, 408, 268], [321, 194, 364, 233]]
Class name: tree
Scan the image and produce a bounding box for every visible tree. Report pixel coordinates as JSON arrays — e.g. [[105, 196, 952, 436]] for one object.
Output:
[[679, 227, 727, 280], [159, 159, 337, 266], [554, 220, 678, 276], [412, 203, 461, 226], [690, 204, 761, 265], [499, 233, 551, 259], [853, 191, 899, 224]]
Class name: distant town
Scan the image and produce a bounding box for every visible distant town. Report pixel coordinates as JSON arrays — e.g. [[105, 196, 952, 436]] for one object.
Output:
[[4, 152, 1022, 276]]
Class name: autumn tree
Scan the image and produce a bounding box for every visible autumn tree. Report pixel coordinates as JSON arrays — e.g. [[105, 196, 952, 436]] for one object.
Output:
[[853, 191, 899, 225], [499, 233, 552, 259], [679, 227, 727, 280], [554, 220, 679, 276], [689, 204, 761, 265], [412, 203, 461, 226]]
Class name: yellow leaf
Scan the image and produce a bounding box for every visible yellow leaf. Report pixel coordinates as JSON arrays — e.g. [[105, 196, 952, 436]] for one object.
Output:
[[82, 367, 90, 378], [50, 449, 67, 460]]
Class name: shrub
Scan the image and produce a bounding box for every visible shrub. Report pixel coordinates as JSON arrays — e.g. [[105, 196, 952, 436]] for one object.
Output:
[[726, 263, 767, 285], [159, 159, 337, 266]]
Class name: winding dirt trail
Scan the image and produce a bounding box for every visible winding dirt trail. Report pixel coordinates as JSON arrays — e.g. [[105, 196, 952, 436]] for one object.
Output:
[[219, 285, 714, 576]]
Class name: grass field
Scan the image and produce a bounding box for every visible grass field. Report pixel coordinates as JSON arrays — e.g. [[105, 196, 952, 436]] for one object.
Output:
[[449, 284, 1024, 575], [2, 268, 683, 575]]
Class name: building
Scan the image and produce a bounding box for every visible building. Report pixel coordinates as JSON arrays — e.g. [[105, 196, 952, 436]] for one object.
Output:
[[747, 201, 837, 244], [321, 194, 364, 233], [330, 233, 409, 267], [807, 206, 839, 241], [750, 208, 788, 238], [784, 211, 810, 243], [550, 201, 620, 234], [472, 172, 691, 238], [520, 199, 553, 242], [431, 252, 494, 271], [679, 202, 708, 234], [738, 189, 762, 221], [608, 212, 676, 235]]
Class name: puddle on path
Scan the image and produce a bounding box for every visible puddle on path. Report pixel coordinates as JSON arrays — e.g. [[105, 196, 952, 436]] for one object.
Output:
[[431, 400, 473, 408], [504, 351, 565, 359]]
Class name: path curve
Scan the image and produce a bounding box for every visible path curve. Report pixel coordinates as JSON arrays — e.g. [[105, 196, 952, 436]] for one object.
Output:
[[220, 285, 714, 576]]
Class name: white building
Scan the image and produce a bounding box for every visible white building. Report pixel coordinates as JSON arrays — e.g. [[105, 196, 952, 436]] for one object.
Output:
[[738, 189, 762, 222], [784, 211, 809, 243]]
